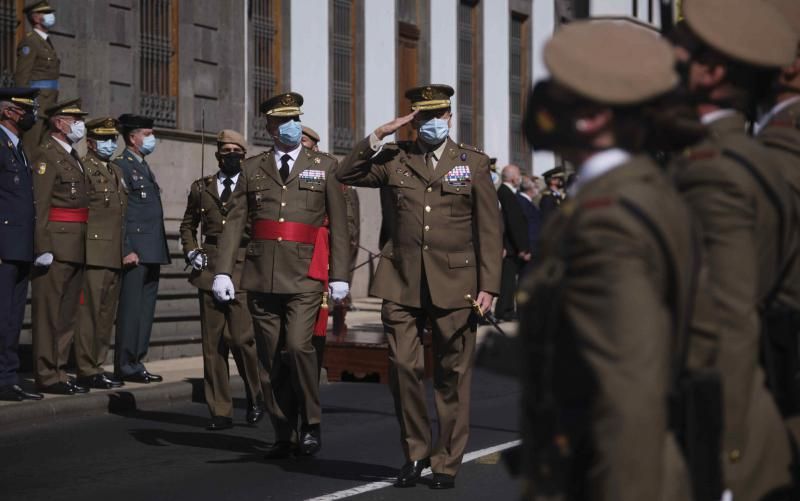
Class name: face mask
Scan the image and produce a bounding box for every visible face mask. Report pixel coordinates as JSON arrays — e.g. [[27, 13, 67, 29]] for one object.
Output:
[[418, 118, 449, 144], [95, 138, 118, 160], [139, 133, 157, 155], [219, 152, 244, 176], [276, 120, 302, 147], [41, 13, 56, 28], [17, 110, 36, 131], [66, 120, 85, 143], [523, 80, 582, 152]]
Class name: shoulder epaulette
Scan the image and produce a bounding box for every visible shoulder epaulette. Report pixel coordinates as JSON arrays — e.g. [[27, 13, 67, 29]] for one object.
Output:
[[458, 143, 489, 158]]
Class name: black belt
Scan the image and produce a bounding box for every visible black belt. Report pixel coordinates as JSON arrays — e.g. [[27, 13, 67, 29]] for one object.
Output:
[[203, 235, 248, 247]]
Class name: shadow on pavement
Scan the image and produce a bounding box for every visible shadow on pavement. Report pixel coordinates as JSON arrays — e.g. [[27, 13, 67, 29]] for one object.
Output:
[[128, 428, 268, 453], [209, 454, 398, 483]]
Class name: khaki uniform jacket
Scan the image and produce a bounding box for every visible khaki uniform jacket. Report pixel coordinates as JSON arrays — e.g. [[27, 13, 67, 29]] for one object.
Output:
[[179, 173, 249, 291], [521, 156, 694, 500], [14, 31, 60, 109], [671, 112, 795, 499], [82, 150, 127, 269], [31, 136, 88, 264], [337, 136, 502, 310], [216, 147, 349, 294]]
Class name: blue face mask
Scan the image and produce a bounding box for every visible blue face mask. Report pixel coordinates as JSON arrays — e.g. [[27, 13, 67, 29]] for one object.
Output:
[[277, 120, 302, 147], [95, 138, 118, 160], [139, 133, 157, 155], [418, 118, 449, 144]]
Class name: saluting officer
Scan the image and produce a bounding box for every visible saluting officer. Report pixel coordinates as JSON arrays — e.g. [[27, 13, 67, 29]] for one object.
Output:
[[212, 93, 349, 458], [337, 84, 503, 489], [0, 87, 43, 401], [73, 117, 126, 390], [30, 99, 89, 395], [179, 129, 264, 431], [14, 1, 60, 154], [113, 114, 170, 384], [537, 166, 565, 221], [670, 0, 799, 498]]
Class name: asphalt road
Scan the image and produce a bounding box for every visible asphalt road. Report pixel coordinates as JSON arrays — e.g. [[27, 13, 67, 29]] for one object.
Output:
[[0, 369, 521, 501]]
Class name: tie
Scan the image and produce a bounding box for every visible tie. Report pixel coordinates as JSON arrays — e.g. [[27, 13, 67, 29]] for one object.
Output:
[[70, 149, 84, 172], [220, 177, 233, 203], [425, 152, 435, 171], [279, 154, 291, 182], [16, 143, 27, 168]]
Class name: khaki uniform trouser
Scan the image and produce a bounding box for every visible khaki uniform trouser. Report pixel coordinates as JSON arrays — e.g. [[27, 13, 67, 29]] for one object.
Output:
[[75, 266, 121, 377]]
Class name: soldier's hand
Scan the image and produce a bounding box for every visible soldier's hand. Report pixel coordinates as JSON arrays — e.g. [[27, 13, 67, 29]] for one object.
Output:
[[33, 252, 54, 267], [476, 291, 494, 315], [123, 252, 140, 267], [212, 274, 235, 303], [374, 110, 418, 140], [187, 249, 206, 270]]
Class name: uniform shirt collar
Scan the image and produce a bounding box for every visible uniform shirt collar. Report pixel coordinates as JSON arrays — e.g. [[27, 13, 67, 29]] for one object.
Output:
[[421, 138, 448, 161], [755, 95, 800, 134], [700, 108, 737, 126], [34, 28, 48, 40], [53, 135, 72, 154], [569, 148, 630, 197], [217, 171, 240, 183], [274, 143, 301, 162], [0, 124, 19, 148]]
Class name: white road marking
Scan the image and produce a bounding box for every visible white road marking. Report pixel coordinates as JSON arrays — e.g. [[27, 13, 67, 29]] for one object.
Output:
[[304, 439, 521, 501]]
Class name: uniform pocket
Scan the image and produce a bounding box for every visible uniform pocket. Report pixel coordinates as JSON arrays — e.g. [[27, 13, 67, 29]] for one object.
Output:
[[447, 251, 476, 268], [297, 243, 314, 259], [246, 241, 263, 257], [299, 181, 325, 211]]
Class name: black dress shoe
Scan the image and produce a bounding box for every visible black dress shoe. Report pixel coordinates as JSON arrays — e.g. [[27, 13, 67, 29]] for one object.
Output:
[[246, 404, 265, 424], [395, 458, 430, 488], [141, 370, 163, 382], [298, 425, 321, 456], [102, 372, 124, 387], [263, 441, 294, 460], [0, 384, 44, 401], [69, 380, 90, 394], [206, 416, 233, 431], [77, 373, 123, 389], [120, 371, 152, 384], [38, 382, 78, 395], [429, 473, 455, 489]]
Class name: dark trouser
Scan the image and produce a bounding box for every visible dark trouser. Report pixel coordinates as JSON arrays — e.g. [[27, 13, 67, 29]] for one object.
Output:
[[199, 290, 263, 418], [382, 299, 477, 477], [75, 266, 122, 377], [248, 291, 322, 442], [114, 263, 160, 376], [31, 260, 84, 386], [0, 261, 30, 386], [495, 255, 521, 319], [273, 332, 326, 435]]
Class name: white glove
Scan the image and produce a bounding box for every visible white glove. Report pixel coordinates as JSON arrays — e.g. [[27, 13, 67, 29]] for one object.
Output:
[[187, 249, 206, 271], [329, 281, 349, 303], [212, 274, 235, 302], [34, 252, 54, 267]]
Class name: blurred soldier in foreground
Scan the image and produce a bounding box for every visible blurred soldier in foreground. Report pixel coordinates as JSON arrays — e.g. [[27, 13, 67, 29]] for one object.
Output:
[[15, 1, 60, 154], [74, 118, 126, 390], [337, 84, 502, 489], [113, 114, 170, 384], [179, 129, 264, 431], [30, 99, 89, 395], [212, 93, 349, 458], [0, 87, 43, 401], [670, 0, 800, 498], [520, 20, 713, 500]]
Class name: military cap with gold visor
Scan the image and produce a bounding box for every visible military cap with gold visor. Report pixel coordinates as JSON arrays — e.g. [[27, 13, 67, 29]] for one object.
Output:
[[260, 92, 304, 117], [0, 87, 39, 109], [86, 117, 119, 138], [405, 84, 454, 111], [23, 0, 54, 14], [45, 98, 88, 118]]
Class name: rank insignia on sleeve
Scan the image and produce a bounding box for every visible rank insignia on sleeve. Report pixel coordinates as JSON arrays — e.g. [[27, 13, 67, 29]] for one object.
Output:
[[37, 162, 47, 175], [313, 157, 321, 164], [445, 165, 471, 186]]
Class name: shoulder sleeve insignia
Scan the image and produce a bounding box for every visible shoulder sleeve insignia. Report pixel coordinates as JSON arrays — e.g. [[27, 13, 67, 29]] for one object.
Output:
[[37, 162, 47, 175], [20, 45, 30, 56]]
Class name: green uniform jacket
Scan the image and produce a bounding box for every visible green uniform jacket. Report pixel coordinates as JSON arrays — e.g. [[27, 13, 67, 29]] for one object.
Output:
[[671, 112, 795, 499], [14, 31, 60, 110], [179, 173, 249, 291], [30, 136, 88, 264], [336, 136, 502, 310], [216, 147, 349, 293], [82, 150, 127, 269], [521, 155, 694, 500]]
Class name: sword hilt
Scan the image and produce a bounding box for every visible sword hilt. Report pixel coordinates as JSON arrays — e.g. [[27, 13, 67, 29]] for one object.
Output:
[[465, 294, 484, 317]]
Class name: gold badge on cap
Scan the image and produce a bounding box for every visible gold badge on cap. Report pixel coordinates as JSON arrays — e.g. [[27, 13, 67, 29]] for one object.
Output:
[[421, 87, 434, 100], [280, 94, 295, 106], [37, 162, 47, 175]]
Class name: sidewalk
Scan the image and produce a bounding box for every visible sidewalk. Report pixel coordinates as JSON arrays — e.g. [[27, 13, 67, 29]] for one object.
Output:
[[0, 298, 517, 430]]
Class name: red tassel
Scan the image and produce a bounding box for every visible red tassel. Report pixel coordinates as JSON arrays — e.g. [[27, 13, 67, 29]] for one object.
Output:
[[313, 304, 329, 337], [310, 223, 330, 337]]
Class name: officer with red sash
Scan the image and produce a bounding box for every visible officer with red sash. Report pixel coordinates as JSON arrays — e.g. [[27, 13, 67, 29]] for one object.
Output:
[[212, 92, 349, 458]]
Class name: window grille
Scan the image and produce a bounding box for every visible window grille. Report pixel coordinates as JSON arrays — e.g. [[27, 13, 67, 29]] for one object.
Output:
[[140, 0, 177, 128]]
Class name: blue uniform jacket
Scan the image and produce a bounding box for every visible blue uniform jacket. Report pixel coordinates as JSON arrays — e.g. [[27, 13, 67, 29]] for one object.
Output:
[[0, 127, 34, 262]]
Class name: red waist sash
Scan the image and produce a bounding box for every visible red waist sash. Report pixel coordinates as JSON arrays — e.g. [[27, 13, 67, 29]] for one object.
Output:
[[48, 207, 89, 223], [252, 219, 330, 336]]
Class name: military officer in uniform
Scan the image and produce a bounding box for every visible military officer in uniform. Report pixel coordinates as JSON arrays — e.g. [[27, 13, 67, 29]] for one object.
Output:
[[179, 129, 264, 431], [519, 21, 704, 500], [14, 1, 60, 154], [337, 84, 503, 489], [113, 114, 170, 384], [537, 165, 565, 221], [670, 0, 799, 498], [72, 117, 126, 390], [0, 87, 43, 401], [30, 99, 89, 395], [212, 93, 349, 458]]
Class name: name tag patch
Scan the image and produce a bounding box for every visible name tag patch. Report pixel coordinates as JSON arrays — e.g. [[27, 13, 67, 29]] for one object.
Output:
[[445, 166, 471, 186]]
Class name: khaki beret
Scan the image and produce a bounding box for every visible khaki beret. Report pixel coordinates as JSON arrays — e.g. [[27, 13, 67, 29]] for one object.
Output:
[[46, 98, 88, 117], [405, 84, 454, 111], [683, 0, 796, 68], [302, 126, 320, 143], [86, 117, 119, 137], [216, 129, 247, 150], [260, 92, 304, 117], [765, 0, 800, 35], [544, 20, 677, 105]]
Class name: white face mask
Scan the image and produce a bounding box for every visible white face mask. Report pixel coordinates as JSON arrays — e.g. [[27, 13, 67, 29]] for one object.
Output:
[[66, 120, 86, 143], [41, 13, 56, 28]]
